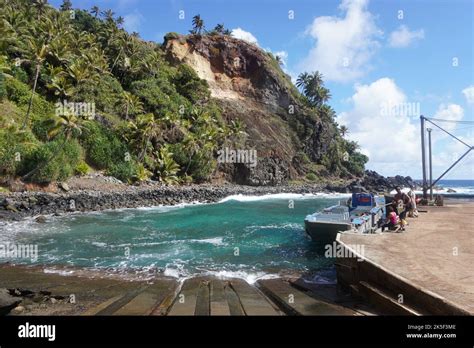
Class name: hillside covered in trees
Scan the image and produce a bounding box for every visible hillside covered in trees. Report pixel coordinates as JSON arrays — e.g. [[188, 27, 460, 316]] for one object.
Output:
[[0, 0, 368, 189]]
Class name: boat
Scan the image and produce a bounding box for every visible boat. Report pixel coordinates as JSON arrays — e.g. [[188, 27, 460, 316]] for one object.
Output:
[[304, 193, 386, 245]]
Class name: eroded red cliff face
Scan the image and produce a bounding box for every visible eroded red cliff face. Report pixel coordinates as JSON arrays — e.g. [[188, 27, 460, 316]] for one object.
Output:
[[165, 34, 336, 185]]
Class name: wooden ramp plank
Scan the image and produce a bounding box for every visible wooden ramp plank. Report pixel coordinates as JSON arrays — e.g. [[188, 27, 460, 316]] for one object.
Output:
[[210, 280, 230, 316], [230, 279, 280, 316], [82, 295, 122, 316], [195, 280, 210, 316], [167, 277, 203, 316], [258, 279, 357, 316], [224, 282, 245, 316], [114, 279, 178, 315], [94, 286, 148, 316]]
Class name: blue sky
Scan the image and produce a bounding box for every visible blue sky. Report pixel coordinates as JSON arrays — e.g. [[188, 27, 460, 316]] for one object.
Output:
[[50, 0, 474, 179]]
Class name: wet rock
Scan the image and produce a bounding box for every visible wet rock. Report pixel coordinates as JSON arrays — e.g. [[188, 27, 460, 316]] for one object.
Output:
[[35, 215, 47, 223], [447, 188, 456, 193], [11, 305, 25, 314], [0, 288, 22, 315], [5, 204, 18, 213]]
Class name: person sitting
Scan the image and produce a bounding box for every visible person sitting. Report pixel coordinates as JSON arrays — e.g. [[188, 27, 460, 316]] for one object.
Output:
[[382, 206, 401, 232]]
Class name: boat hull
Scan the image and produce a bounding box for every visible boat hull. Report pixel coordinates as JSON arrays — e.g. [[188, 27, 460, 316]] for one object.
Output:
[[304, 220, 352, 245]]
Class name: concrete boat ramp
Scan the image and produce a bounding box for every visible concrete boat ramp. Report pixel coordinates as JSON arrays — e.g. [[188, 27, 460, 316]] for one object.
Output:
[[0, 265, 378, 316], [337, 201, 474, 315]]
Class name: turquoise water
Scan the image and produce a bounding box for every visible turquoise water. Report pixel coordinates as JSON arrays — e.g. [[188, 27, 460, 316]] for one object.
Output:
[[0, 194, 348, 282]]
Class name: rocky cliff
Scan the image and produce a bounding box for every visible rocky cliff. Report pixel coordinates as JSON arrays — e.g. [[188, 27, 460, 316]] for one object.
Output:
[[164, 34, 338, 185]]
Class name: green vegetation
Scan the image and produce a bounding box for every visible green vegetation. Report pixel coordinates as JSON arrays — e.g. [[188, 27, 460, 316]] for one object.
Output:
[[296, 71, 368, 177], [0, 0, 237, 185], [0, 1, 367, 187]]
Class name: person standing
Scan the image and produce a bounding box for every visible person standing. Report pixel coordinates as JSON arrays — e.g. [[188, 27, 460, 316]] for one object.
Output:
[[392, 186, 410, 229]]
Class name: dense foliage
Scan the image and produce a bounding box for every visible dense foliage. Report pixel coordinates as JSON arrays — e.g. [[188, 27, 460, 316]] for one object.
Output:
[[0, 0, 367, 186]]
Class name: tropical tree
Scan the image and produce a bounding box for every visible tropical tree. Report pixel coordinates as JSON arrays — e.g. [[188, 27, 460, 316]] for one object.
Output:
[[101, 9, 115, 22], [191, 15, 204, 35], [22, 112, 85, 180], [116, 16, 124, 27], [126, 113, 162, 161], [339, 125, 349, 137], [90, 6, 100, 18], [21, 35, 51, 129], [296, 71, 331, 107], [275, 55, 283, 66], [154, 145, 180, 184], [211, 23, 225, 35], [60, 0, 72, 12], [33, 0, 49, 20], [116, 90, 144, 119]]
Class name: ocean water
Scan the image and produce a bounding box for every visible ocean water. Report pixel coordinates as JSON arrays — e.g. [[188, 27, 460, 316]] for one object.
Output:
[[408, 179, 474, 196], [435, 179, 474, 195], [0, 193, 350, 283]]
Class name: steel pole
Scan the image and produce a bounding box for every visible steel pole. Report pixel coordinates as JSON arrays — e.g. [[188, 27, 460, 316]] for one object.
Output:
[[420, 116, 427, 199], [427, 128, 433, 200]]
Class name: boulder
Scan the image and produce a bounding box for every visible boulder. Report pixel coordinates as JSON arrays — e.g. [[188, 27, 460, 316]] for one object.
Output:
[[0, 288, 22, 315], [35, 215, 47, 223], [58, 182, 70, 192]]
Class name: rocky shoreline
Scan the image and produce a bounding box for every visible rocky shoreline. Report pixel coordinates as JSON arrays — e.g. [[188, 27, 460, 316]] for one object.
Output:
[[0, 170, 419, 221]]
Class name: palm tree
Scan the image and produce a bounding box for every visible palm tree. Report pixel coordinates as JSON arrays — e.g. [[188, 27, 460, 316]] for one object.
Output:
[[101, 9, 115, 22], [116, 91, 143, 119], [60, 0, 72, 12], [296, 72, 310, 89], [154, 146, 180, 185], [90, 6, 100, 18], [47, 113, 84, 141], [116, 16, 124, 27], [213, 23, 224, 34], [21, 35, 51, 129], [339, 125, 349, 137], [191, 15, 204, 35], [275, 55, 283, 66], [296, 71, 331, 107], [127, 113, 162, 161], [183, 133, 199, 175], [33, 0, 49, 20], [45, 64, 73, 98]]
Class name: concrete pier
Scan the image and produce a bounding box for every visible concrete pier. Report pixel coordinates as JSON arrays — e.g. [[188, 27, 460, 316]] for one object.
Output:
[[336, 201, 474, 315]]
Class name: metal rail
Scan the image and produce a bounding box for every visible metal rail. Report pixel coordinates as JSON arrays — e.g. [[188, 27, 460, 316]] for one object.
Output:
[[420, 116, 473, 198]]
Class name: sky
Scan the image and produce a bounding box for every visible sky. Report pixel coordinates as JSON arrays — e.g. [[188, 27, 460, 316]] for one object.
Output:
[[49, 0, 474, 179]]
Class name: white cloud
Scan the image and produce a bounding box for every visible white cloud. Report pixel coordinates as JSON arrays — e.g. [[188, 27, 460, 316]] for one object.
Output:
[[432, 103, 464, 132], [462, 85, 474, 104], [337, 78, 420, 176], [299, 0, 382, 83], [123, 10, 144, 33], [231, 28, 258, 45], [389, 25, 425, 48]]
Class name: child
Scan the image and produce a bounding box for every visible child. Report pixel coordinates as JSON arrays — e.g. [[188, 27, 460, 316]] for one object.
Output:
[[382, 206, 401, 232]]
